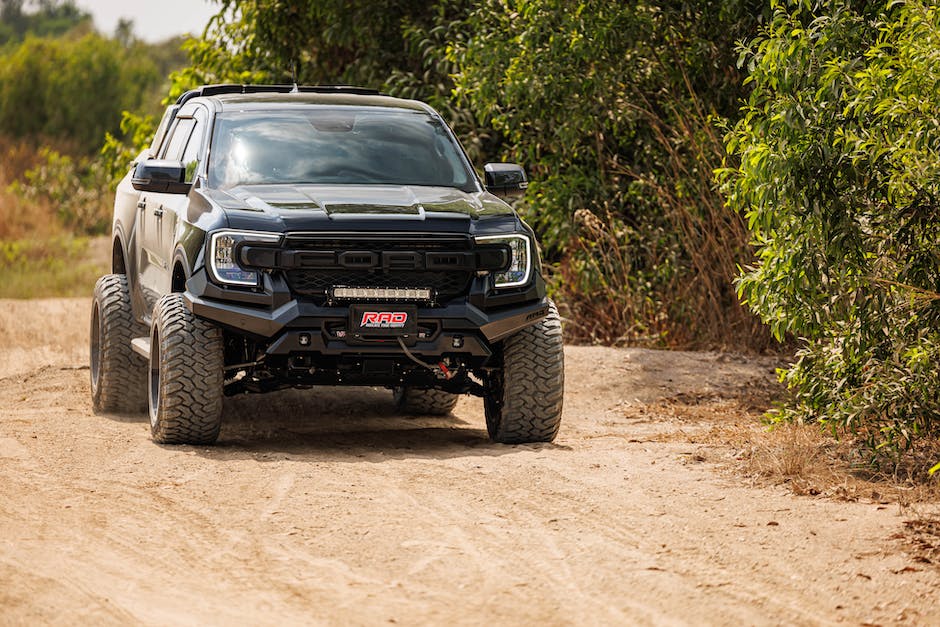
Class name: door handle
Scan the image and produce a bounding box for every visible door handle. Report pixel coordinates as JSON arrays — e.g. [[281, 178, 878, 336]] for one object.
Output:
[[153, 206, 164, 218], [137, 200, 146, 210]]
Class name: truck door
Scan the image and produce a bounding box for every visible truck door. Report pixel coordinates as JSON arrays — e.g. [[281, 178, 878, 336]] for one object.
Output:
[[136, 109, 198, 316], [158, 107, 209, 289]]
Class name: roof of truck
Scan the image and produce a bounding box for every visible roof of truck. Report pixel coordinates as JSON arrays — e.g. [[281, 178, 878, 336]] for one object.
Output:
[[177, 84, 430, 113]]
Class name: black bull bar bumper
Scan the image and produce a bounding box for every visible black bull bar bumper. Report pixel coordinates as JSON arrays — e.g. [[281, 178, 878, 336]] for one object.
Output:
[[184, 290, 550, 358]]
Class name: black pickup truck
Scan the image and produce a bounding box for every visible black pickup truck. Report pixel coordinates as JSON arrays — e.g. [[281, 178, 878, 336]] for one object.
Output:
[[90, 84, 564, 445]]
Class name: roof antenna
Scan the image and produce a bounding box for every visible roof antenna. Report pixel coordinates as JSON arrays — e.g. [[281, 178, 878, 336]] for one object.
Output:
[[290, 60, 299, 93]]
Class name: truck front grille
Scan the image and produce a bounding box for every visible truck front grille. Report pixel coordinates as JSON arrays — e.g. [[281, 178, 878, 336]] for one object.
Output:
[[280, 233, 475, 304]]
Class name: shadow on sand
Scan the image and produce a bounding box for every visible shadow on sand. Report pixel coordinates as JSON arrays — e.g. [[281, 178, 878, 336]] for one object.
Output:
[[161, 385, 572, 462]]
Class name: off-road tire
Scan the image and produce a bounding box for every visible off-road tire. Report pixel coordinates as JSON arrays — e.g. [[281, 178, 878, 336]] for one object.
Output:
[[484, 300, 564, 443], [90, 274, 147, 413], [394, 387, 459, 415], [149, 293, 224, 445]]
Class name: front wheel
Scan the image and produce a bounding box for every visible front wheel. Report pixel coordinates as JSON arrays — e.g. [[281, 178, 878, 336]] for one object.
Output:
[[484, 300, 565, 444], [90, 274, 147, 413], [149, 293, 224, 445]]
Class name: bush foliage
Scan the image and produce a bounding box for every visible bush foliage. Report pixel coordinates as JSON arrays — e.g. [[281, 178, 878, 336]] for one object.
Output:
[[176, 0, 938, 458], [0, 0, 89, 45], [0, 3, 187, 235], [447, 1, 769, 347], [722, 0, 940, 454], [0, 32, 160, 153]]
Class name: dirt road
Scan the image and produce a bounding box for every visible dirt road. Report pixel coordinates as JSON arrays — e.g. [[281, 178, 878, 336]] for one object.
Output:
[[1, 298, 937, 625]]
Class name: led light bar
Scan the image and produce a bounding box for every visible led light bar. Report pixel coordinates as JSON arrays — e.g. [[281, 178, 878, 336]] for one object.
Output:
[[332, 287, 433, 301]]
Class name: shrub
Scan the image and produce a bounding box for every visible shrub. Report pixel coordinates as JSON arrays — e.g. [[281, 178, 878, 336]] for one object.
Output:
[[0, 32, 160, 154], [11, 148, 112, 235], [721, 0, 940, 457], [448, 0, 769, 348]]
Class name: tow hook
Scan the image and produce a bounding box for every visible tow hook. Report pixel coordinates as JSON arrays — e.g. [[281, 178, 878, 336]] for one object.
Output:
[[398, 337, 457, 379], [437, 361, 455, 380]]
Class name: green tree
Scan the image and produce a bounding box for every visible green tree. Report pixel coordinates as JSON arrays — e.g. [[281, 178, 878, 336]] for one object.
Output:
[[448, 0, 767, 346], [167, 0, 474, 100], [722, 0, 940, 457], [0, 0, 90, 45], [0, 32, 160, 152], [0, 5, 193, 238], [114, 17, 134, 47]]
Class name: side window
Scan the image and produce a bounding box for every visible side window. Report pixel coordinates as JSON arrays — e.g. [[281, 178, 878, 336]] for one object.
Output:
[[181, 109, 207, 183], [160, 117, 196, 162], [148, 105, 178, 156]]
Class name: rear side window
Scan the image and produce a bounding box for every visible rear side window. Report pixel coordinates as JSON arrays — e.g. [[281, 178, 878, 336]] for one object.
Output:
[[161, 117, 196, 162], [180, 109, 207, 182], [149, 106, 178, 156]]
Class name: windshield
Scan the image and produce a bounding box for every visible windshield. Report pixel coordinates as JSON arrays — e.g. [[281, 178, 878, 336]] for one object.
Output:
[[208, 106, 477, 191]]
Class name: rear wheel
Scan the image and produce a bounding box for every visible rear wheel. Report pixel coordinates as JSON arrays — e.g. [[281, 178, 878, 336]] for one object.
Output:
[[149, 293, 224, 445], [394, 387, 459, 415], [90, 274, 147, 413], [484, 300, 564, 444]]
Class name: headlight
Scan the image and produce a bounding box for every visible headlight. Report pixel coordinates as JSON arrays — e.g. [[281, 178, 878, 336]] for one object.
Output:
[[475, 234, 532, 288], [208, 230, 281, 286]]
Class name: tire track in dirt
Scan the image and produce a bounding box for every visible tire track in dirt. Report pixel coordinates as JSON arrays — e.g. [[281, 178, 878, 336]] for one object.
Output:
[[1, 298, 939, 625]]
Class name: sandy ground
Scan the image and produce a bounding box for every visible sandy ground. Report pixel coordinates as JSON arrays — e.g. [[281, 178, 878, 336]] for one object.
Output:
[[1, 297, 938, 625]]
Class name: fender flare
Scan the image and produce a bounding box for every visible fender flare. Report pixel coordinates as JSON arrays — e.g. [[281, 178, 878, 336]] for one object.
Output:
[[171, 246, 192, 292], [112, 226, 129, 274]]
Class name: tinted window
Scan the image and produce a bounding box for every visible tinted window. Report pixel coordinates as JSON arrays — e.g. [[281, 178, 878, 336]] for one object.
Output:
[[181, 110, 207, 182], [208, 107, 475, 191], [149, 106, 178, 155], [161, 117, 196, 162]]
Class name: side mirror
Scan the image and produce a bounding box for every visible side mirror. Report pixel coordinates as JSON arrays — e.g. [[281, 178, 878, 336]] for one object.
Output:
[[484, 163, 528, 199], [131, 159, 191, 194]]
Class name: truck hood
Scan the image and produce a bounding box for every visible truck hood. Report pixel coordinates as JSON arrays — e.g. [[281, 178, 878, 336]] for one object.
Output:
[[204, 184, 514, 230]]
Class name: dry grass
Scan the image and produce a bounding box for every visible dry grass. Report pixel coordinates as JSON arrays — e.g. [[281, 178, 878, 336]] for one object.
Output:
[[735, 424, 940, 504], [0, 137, 62, 241], [899, 515, 940, 566], [640, 381, 940, 567], [0, 235, 109, 298], [0, 136, 110, 297], [0, 136, 47, 183], [642, 381, 940, 504], [0, 188, 61, 240], [554, 77, 776, 352]]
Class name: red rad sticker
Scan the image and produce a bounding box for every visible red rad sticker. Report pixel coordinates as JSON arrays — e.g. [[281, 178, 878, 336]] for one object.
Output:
[[360, 312, 409, 328]]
